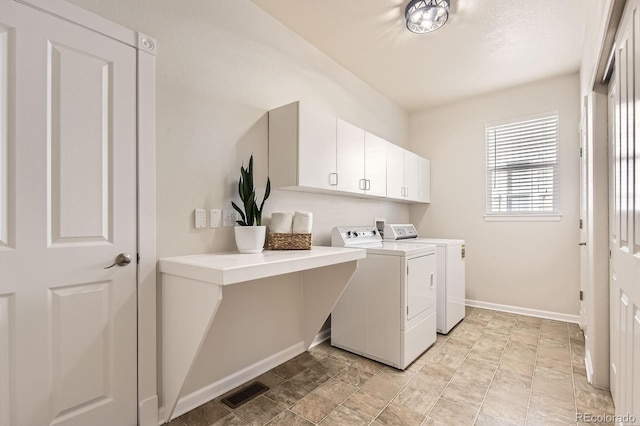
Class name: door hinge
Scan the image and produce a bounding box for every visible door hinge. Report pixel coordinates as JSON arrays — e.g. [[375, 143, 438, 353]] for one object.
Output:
[[609, 249, 612, 259], [579, 219, 583, 229], [579, 147, 583, 157], [407, 265, 409, 275], [137, 253, 140, 264], [407, 306, 409, 316], [579, 290, 584, 301]]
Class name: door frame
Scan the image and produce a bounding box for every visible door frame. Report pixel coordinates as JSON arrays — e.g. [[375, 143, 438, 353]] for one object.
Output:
[[14, 1, 158, 424]]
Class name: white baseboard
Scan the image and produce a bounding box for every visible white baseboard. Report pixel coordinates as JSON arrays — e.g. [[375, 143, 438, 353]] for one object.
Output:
[[466, 299, 580, 324], [139, 394, 158, 426], [171, 341, 305, 420], [585, 350, 594, 383]]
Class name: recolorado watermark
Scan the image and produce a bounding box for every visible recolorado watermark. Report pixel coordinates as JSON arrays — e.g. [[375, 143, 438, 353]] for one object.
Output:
[[577, 413, 637, 424]]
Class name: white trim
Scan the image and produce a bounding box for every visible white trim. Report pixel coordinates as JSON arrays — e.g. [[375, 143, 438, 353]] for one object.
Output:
[[585, 350, 594, 383], [168, 342, 305, 423], [484, 214, 563, 222], [466, 299, 580, 323], [138, 395, 158, 426], [137, 37, 158, 426], [14, 0, 138, 47]]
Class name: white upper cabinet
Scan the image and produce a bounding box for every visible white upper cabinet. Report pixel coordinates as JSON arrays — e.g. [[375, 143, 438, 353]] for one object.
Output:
[[386, 143, 405, 199], [269, 102, 337, 191], [364, 132, 387, 197], [336, 119, 365, 194], [417, 157, 431, 203], [268, 102, 429, 203], [386, 143, 430, 203]]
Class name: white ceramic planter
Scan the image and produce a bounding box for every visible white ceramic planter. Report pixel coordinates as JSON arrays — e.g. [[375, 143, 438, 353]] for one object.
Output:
[[234, 226, 266, 253]]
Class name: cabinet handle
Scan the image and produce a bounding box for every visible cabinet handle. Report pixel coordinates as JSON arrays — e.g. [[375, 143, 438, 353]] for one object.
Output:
[[359, 179, 366, 190], [430, 273, 434, 289], [366, 179, 371, 190], [329, 173, 338, 186]]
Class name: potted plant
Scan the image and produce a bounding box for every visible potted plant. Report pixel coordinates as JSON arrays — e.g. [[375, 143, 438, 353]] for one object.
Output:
[[231, 155, 271, 253]]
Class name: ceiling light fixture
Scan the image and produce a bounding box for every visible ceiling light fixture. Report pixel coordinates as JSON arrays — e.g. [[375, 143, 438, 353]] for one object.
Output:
[[405, 0, 450, 34]]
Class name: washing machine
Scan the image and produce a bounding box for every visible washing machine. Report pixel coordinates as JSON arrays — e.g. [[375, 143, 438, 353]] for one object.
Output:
[[384, 223, 466, 334], [330, 226, 437, 369]]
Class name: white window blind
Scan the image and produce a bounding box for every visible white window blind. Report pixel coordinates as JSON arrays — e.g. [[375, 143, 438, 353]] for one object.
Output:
[[485, 113, 559, 215]]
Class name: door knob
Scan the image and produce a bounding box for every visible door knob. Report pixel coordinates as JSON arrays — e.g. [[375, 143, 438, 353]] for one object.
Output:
[[104, 253, 132, 269]]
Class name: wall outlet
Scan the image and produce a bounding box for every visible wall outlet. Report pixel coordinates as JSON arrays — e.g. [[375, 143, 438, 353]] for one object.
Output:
[[223, 209, 239, 227], [209, 209, 222, 228]]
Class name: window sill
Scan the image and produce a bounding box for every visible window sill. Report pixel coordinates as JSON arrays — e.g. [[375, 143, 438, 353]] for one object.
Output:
[[484, 214, 563, 222]]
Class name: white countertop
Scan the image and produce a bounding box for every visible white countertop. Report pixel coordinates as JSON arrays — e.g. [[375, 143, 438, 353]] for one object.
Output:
[[159, 246, 366, 285]]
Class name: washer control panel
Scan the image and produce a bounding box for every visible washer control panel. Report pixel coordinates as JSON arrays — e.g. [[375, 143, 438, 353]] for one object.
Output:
[[331, 226, 382, 247], [384, 224, 418, 240]]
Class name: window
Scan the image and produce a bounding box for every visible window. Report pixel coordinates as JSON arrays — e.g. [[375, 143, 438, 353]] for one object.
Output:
[[485, 112, 559, 217]]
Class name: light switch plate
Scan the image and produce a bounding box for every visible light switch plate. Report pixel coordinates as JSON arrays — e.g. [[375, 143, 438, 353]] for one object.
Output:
[[223, 209, 239, 227], [195, 208, 207, 229], [209, 209, 222, 228]]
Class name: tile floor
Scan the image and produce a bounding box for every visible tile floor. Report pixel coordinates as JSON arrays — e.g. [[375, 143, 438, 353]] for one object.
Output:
[[167, 307, 615, 426]]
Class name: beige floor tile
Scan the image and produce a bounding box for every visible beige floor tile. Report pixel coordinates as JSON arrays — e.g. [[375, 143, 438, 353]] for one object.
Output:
[[531, 375, 575, 404], [392, 386, 438, 415], [375, 366, 416, 386], [359, 375, 403, 402], [289, 368, 332, 393], [167, 419, 187, 426], [174, 310, 616, 426], [212, 413, 250, 426], [427, 398, 478, 426], [265, 379, 312, 407], [233, 396, 286, 426], [481, 381, 530, 425], [318, 405, 371, 425], [265, 410, 314, 426], [272, 358, 309, 380], [307, 356, 349, 377], [458, 357, 499, 380], [498, 356, 535, 377], [475, 413, 519, 426], [375, 402, 425, 426], [177, 400, 231, 426], [493, 364, 532, 389], [428, 349, 466, 370], [442, 369, 492, 408], [291, 392, 338, 424], [342, 390, 388, 420], [313, 379, 358, 405], [335, 366, 373, 387]]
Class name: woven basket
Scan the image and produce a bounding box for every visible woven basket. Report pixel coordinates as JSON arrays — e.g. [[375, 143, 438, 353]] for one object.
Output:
[[267, 232, 312, 250]]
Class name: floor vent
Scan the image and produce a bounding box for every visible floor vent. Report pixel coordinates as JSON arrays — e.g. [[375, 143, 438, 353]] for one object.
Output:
[[220, 381, 269, 409]]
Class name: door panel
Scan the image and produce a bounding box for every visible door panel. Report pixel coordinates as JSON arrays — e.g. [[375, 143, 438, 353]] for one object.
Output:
[[406, 254, 435, 323], [49, 42, 113, 244], [610, 0, 640, 420], [0, 1, 138, 425], [0, 25, 9, 249], [364, 132, 387, 197], [336, 119, 365, 194]]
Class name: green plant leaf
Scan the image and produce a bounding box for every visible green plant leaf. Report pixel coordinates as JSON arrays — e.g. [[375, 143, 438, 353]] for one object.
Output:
[[231, 201, 246, 224]]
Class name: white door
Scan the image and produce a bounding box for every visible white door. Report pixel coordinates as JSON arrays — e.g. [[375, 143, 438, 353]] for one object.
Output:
[[0, 1, 138, 425], [336, 118, 365, 194], [405, 253, 435, 324], [386, 142, 404, 199], [579, 103, 588, 331], [610, 0, 640, 419], [403, 150, 419, 201], [364, 132, 387, 197], [298, 104, 337, 190]]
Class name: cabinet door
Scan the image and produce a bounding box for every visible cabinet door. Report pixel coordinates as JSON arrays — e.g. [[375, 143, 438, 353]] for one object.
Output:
[[364, 132, 387, 197], [298, 105, 337, 190], [403, 150, 419, 201], [386, 142, 405, 199], [417, 157, 431, 203], [406, 254, 436, 323], [336, 119, 365, 194]]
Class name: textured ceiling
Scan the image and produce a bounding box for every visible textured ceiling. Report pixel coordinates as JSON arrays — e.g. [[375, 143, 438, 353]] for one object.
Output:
[[251, 0, 591, 112]]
